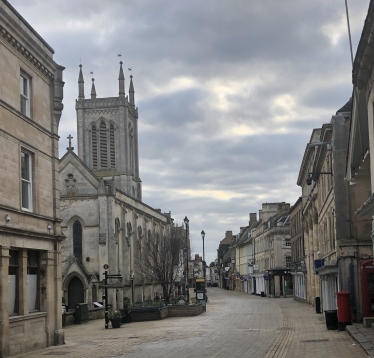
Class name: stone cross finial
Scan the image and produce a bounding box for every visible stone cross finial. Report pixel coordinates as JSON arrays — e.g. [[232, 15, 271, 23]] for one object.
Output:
[[67, 134, 74, 151]]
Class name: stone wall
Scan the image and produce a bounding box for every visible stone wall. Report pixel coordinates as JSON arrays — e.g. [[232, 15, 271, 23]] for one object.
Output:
[[167, 304, 202, 317], [64, 307, 105, 326], [63, 304, 202, 326]]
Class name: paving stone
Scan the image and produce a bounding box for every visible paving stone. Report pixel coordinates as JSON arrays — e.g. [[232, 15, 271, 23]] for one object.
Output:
[[352, 333, 371, 343], [12, 289, 368, 358]]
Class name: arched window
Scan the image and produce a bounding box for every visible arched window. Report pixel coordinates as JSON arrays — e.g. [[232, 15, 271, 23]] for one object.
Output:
[[100, 122, 108, 169], [73, 220, 82, 264], [110, 124, 115, 168], [91, 125, 98, 169]]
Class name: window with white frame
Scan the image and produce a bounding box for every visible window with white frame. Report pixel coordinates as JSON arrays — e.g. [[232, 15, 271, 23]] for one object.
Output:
[[20, 73, 30, 117], [21, 151, 33, 211], [285, 238, 291, 247]]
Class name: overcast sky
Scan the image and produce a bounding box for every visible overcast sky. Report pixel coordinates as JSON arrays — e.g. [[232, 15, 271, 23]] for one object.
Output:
[[9, 0, 370, 265]]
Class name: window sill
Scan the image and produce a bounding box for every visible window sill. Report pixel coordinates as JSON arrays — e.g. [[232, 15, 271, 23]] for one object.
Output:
[[9, 311, 47, 322]]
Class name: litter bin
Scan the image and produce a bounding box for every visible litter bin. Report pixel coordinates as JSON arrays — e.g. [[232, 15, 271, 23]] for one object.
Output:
[[120, 308, 132, 324], [74, 303, 89, 324], [261, 291, 265, 297], [315, 297, 321, 314], [324, 310, 338, 330]]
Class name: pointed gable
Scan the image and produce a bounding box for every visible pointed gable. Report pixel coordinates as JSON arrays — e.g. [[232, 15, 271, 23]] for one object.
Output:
[[60, 150, 101, 197]]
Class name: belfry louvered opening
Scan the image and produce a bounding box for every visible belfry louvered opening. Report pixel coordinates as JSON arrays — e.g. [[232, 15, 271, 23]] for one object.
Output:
[[91, 121, 116, 170], [100, 122, 108, 168], [110, 124, 115, 168], [91, 125, 98, 169]]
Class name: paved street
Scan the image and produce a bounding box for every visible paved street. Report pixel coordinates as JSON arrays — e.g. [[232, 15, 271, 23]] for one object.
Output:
[[17, 288, 368, 358]]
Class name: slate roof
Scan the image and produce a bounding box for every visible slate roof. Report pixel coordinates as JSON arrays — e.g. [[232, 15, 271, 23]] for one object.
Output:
[[336, 98, 352, 114]]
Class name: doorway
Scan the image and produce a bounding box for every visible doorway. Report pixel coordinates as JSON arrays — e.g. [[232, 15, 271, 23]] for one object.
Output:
[[68, 276, 84, 309]]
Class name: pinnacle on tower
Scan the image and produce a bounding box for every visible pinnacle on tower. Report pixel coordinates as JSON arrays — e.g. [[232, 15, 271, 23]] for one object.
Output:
[[91, 78, 96, 99], [78, 64, 85, 99], [129, 75, 135, 106], [119, 61, 125, 95]]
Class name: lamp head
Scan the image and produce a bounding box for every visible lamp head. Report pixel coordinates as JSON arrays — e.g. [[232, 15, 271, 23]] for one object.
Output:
[[306, 175, 312, 186], [184, 216, 189, 225], [201, 230, 205, 239]]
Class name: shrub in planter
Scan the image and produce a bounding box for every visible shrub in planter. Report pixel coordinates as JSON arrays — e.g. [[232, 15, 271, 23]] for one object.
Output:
[[108, 310, 122, 328]]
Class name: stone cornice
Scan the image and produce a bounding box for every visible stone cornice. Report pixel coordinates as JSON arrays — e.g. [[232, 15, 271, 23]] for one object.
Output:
[[0, 203, 61, 222], [0, 225, 63, 242], [0, 23, 54, 80]]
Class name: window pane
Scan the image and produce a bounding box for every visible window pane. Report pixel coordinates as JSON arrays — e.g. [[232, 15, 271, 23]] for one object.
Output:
[[27, 274, 38, 311], [21, 152, 30, 180], [28, 250, 39, 267], [20, 96, 27, 115], [8, 274, 17, 314], [22, 180, 30, 209], [20, 75, 28, 96]]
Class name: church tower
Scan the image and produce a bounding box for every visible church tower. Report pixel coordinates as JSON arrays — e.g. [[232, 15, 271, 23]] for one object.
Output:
[[75, 62, 142, 200]]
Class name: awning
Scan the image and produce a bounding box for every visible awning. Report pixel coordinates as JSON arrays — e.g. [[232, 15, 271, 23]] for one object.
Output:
[[316, 264, 338, 275]]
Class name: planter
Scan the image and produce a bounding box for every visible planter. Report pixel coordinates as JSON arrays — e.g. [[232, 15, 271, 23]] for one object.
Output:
[[111, 317, 121, 328]]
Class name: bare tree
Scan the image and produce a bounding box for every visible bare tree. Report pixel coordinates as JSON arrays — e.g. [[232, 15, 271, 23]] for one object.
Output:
[[137, 226, 185, 304]]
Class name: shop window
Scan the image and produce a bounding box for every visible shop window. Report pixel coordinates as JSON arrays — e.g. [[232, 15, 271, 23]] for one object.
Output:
[[27, 250, 39, 311], [8, 250, 19, 314]]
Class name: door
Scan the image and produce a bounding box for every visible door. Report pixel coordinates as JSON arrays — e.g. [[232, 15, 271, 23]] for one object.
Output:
[[68, 276, 84, 309], [362, 260, 374, 317]]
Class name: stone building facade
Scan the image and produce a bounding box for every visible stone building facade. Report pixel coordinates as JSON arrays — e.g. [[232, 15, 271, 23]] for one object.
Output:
[[251, 203, 291, 297], [60, 64, 174, 311], [347, 0, 374, 319], [298, 102, 371, 319], [0, 1, 64, 356], [290, 198, 307, 302]]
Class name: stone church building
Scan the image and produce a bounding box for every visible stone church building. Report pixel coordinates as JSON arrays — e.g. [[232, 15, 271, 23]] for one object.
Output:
[[60, 63, 172, 311]]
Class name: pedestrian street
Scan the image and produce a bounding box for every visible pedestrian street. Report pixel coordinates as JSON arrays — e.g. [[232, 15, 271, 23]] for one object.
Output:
[[15, 288, 367, 358]]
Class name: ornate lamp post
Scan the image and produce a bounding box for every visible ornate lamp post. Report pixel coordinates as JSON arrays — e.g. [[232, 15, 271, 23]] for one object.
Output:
[[184, 216, 190, 302], [201, 230, 206, 282]]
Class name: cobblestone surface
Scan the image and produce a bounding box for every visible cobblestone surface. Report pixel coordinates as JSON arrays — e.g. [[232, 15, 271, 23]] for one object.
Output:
[[14, 289, 368, 358]]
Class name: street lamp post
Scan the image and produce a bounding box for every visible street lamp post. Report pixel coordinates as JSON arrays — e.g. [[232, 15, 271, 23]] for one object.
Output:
[[201, 230, 206, 282], [184, 216, 189, 303]]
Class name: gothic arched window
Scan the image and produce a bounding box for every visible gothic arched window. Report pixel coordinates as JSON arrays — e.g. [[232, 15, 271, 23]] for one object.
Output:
[[73, 220, 83, 264], [91, 125, 98, 170], [100, 122, 108, 169]]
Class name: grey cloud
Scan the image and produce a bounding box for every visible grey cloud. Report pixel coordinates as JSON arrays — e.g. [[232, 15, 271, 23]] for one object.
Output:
[[7, 0, 370, 265]]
